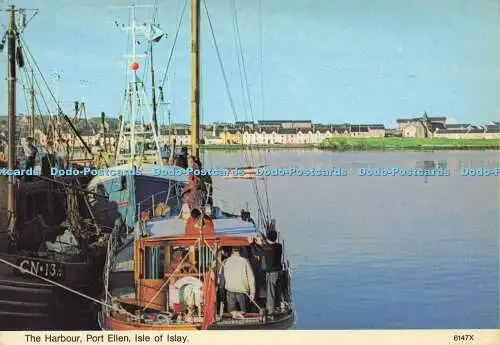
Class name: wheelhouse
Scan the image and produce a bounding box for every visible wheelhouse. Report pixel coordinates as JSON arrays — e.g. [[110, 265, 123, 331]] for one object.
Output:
[[103, 216, 294, 330]]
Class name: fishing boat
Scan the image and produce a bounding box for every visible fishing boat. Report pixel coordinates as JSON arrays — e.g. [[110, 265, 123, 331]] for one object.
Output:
[[98, 0, 295, 330], [85, 2, 183, 233], [0, 5, 106, 330]]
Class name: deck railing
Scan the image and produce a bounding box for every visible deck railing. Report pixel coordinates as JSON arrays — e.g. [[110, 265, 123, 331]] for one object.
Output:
[[135, 181, 247, 220], [135, 183, 183, 221]]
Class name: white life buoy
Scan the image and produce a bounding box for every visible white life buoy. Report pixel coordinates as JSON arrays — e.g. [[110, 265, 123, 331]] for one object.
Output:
[[169, 276, 203, 309]]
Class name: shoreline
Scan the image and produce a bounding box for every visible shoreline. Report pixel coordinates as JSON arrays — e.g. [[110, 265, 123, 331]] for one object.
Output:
[[318, 137, 500, 151], [197, 139, 500, 151], [65, 139, 500, 153], [200, 144, 316, 150]]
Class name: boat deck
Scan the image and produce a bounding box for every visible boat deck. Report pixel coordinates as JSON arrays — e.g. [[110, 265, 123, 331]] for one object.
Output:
[[102, 310, 294, 330], [209, 311, 294, 330]]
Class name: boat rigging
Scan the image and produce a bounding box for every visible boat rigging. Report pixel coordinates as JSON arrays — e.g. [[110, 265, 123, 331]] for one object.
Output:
[[0, 5, 107, 330], [98, 0, 295, 330], [112, 3, 164, 166]]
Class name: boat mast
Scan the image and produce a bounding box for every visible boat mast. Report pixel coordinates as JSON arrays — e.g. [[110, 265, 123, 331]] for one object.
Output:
[[7, 5, 16, 232], [101, 112, 108, 152], [114, 2, 163, 165], [150, 41, 158, 135], [190, 0, 200, 160], [130, 5, 137, 160], [30, 68, 35, 139]]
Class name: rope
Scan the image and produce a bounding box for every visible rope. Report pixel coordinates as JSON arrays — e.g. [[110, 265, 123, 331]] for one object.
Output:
[[12, 41, 49, 140], [244, 292, 263, 313], [227, 0, 266, 215], [18, 33, 91, 155], [0, 256, 138, 320], [20, 36, 54, 117], [229, 0, 249, 122], [229, 0, 271, 219], [257, 0, 272, 219], [203, 0, 271, 224], [159, 0, 187, 90]]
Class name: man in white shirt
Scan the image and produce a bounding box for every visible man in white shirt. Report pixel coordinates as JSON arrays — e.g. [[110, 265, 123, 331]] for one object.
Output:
[[220, 247, 256, 319]]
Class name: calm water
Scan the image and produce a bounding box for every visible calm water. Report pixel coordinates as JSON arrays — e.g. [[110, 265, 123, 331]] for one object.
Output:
[[203, 150, 499, 329]]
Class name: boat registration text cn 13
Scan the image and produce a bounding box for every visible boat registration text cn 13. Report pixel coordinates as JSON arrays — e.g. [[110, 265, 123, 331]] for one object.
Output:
[[16, 259, 64, 279]]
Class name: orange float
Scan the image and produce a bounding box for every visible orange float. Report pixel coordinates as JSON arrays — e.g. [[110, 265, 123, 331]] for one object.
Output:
[[129, 61, 139, 71]]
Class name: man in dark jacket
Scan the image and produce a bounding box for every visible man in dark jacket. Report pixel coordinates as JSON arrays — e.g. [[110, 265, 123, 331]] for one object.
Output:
[[250, 230, 283, 314], [23, 137, 37, 181], [175, 146, 188, 169]]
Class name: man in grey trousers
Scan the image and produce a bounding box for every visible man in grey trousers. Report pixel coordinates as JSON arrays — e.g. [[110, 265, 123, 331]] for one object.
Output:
[[250, 230, 283, 315], [220, 247, 256, 319]]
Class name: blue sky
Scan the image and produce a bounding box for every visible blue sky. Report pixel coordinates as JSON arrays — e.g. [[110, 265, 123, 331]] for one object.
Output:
[[1, 0, 499, 127]]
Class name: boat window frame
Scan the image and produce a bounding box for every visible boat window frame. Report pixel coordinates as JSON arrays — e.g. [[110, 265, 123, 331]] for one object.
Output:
[[143, 245, 165, 280]]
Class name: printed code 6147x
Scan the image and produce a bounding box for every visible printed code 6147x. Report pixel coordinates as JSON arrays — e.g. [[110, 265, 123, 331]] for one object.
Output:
[[453, 334, 474, 341]]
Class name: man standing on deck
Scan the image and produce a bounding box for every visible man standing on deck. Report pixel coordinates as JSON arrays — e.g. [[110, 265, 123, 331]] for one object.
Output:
[[175, 146, 188, 169], [161, 144, 169, 164], [220, 247, 256, 319], [23, 137, 37, 180], [181, 156, 202, 211], [250, 230, 283, 316], [41, 140, 55, 177], [56, 138, 70, 169]]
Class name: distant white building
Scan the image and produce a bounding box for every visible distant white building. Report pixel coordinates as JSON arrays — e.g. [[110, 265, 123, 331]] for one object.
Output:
[[163, 129, 190, 146], [204, 136, 222, 145]]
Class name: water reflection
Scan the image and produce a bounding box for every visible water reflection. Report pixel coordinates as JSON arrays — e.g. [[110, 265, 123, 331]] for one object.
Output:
[[206, 150, 499, 329], [415, 160, 448, 169]]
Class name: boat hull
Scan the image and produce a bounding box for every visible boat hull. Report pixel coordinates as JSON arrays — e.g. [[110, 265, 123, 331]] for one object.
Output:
[[0, 175, 105, 330], [0, 252, 103, 330], [99, 311, 294, 330]]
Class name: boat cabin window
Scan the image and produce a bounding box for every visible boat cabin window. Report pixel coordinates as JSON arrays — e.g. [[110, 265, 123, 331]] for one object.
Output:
[[144, 246, 164, 280], [166, 247, 189, 274], [171, 247, 189, 257], [165, 246, 217, 275]]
